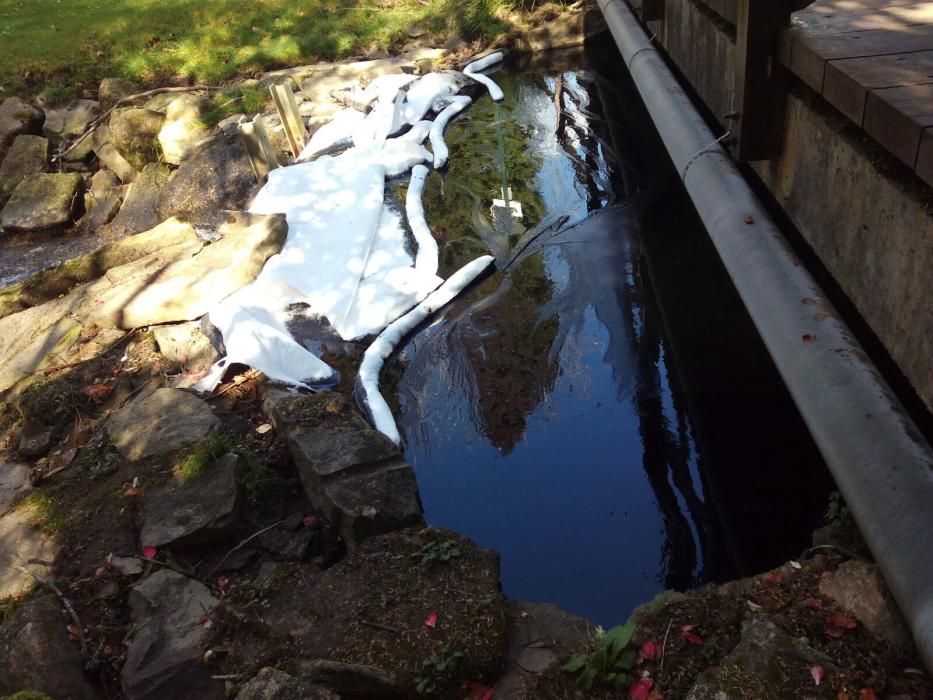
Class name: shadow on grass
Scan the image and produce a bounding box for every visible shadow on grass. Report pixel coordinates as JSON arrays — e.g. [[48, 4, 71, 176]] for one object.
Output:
[[0, 0, 519, 99]]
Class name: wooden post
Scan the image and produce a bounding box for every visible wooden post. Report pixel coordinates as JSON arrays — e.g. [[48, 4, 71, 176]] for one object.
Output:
[[238, 116, 279, 184], [269, 83, 307, 160], [733, 0, 794, 161]]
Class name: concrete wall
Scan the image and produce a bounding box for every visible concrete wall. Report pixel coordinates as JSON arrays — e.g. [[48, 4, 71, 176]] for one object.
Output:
[[648, 0, 933, 410]]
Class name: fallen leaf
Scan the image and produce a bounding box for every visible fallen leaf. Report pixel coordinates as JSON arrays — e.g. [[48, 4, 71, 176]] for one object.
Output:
[[256, 423, 273, 435], [123, 486, 143, 497], [628, 678, 654, 700], [465, 682, 493, 700], [836, 693, 851, 700], [638, 639, 660, 662], [760, 571, 784, 584], [647, 691, 663, 700], [826, 611, 858, 637], [66, 624, 80, 640], [810, 665, 824, 686], [81, 383, 112, 403], [790, 560, 802, 569], [424, 612, 437, 629], [802, 334, 815, 343], [142, 546, 158, 559], [858, 690, 877, 700], [680, 625, 703, 645], [747, 600, 763, 612]]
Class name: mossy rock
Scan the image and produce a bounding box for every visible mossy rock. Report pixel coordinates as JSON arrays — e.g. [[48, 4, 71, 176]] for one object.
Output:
[[0, 172, 82, 232], [109, 107, 165, 171]]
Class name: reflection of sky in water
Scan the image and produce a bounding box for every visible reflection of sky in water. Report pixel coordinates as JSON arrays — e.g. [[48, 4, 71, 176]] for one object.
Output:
[[397, 64, 831, 626], [397, 67, 707, 624]]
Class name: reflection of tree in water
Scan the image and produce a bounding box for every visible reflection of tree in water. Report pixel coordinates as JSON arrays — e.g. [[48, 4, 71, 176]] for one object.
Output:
[[399, 66, 718, 589]]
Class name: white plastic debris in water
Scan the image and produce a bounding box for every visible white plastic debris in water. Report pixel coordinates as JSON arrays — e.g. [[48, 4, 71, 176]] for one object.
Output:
[[430, 95, 472, 168], [359, 255, 496, 444], [464, 52, 506, 102], [201, 55, 504, 420]]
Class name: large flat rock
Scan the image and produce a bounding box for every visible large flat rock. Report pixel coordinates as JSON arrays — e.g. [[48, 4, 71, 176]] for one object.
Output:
[[158, 94, 211, 165], [157, 138, 257, 225], [0, 134, 48, 204], [0, 460, 30, 515], [75, 167, 124, 233], [107, 387, 219, 461], [0, 172, 83, 232], [264, 390, 422, 547], [109, 107, 165, 171], [140, 453, 240, 548], [0, 215, 199, 319], [0, 97, 43, 157], [0, 505, 61, 598], [323, 463, 423, 547], [0, 213, 284, 391], [101, 161, 171, 237], [92, 210, 287, 328], [123, 570, 223, 700], [0, 595, 99, 699], [43, 99, 100, 147], [493, 601, 596, 698]]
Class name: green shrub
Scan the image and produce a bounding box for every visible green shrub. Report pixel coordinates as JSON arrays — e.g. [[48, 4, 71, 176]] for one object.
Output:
[[563, 621, 638, 691]]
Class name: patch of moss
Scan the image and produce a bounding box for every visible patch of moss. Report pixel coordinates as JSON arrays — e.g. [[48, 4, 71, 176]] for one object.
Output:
[[1, 691, 54, 700], [202, 84, 270, 126], [16, 490, 70, 533], [173, 432, 233, 483]]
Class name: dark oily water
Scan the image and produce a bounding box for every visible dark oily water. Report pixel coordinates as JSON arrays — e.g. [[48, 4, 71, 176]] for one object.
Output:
[[391, 48, 834, 627]]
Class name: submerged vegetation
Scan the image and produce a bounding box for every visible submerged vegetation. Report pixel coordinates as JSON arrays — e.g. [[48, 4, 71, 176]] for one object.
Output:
[[0, 0, 528, 101]]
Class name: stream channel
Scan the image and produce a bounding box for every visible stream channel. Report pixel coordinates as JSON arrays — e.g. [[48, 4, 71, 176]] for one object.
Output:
[[390, 44, 835, 627]]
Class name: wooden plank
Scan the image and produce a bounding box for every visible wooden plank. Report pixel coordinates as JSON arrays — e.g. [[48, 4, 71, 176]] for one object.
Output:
[[269, 83, 307, 160], [238, 116, 279, 184], [733, 0, 794, 160], [790, 2, 933, 36], [824, 50, 933, 124], [916, 127, 933, 184], [783, 23, 933, 92], [864, 83, 933, 166]]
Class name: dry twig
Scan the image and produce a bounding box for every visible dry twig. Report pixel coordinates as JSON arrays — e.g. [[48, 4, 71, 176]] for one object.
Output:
[[209, 518, 288, 575], [659, 616, 674, 671], [57, 85, 214, 160]]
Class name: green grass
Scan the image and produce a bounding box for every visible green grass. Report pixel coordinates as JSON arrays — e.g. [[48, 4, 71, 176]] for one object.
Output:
[[16, 490, 70, 533], [0, 0, 516, 102]]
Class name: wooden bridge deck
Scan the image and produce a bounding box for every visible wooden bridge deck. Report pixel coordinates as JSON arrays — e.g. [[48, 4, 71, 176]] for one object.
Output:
[[778, 0, 933, 185]]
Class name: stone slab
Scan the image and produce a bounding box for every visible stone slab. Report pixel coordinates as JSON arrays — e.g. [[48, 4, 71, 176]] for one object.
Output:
[[107, 387, 219, 461], [0, 172, 82, 232]]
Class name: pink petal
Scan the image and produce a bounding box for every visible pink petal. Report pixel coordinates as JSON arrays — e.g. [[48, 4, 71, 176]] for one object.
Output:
[[217, 575, 230, 589], [424, 612, 437, 629], [482, 690, 493, 700], [638, 640, 661, 661], [628, 678, 654, 700], [142, 546, 158, 559], [810, 665, 824, 686]]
